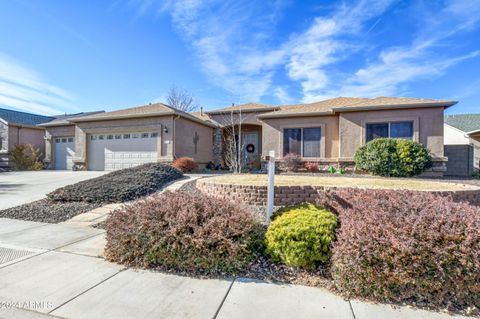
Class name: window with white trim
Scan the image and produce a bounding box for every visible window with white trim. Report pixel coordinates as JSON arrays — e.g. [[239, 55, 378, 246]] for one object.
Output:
[[283, 127, 321, 157], [365, 121, 413, 142]]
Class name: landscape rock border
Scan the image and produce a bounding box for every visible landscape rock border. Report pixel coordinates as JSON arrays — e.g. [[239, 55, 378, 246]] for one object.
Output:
[[197, 179, 480, 206]]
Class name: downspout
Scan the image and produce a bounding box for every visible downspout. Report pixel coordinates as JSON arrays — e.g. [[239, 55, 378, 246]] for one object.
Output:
[[172, 114, 180, 160], [17, 126, 22, 146]]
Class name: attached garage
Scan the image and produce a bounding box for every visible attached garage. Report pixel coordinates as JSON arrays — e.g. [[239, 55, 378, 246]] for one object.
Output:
[[54, 137, 74, 170], [87, 132, 159, 171]]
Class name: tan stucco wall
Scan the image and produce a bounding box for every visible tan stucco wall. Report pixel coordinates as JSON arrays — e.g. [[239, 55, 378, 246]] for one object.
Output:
[[174, 117, 214, 164], [74, 116, 175, 166], [261, 115, 339, 160], [339, 107, 445, 159], [209, 111, 270, 126], [8, 125, 46, 157], [44, 125, 76, 166]]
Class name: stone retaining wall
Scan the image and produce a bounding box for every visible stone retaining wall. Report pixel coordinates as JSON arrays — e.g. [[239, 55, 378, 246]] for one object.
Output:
[[197, 180, 480, 206]]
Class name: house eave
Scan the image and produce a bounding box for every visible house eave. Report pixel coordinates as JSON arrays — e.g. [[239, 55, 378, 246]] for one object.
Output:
[[8, 122, 46, 130], [466, 129, 480, 136], [67, 111, 217, 128], [206, 107, 280, 115], [258, 111, 334, 119], [332, 101, 457, 113]]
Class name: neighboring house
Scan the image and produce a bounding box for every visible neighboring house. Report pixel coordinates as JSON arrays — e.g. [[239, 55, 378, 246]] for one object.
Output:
[[444, 114, 480, 176], [38, 96, 456, 175], [0, 108, 55, 170]]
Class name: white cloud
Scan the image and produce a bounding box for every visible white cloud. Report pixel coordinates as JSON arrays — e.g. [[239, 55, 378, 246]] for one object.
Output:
[[134, 0, 480, 103], [0, 53, 75, 115], [135, 0, 289, 102], [273, 87, 293, 104], [314, 0, 480, 100], [285, 0, 397, 102]]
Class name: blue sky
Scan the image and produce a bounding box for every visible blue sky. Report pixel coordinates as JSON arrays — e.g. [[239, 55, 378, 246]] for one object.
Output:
[[0, 0, 479, 115]]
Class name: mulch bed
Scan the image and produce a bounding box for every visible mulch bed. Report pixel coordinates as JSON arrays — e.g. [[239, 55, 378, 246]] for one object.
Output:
[[0, 199, 103, 223]]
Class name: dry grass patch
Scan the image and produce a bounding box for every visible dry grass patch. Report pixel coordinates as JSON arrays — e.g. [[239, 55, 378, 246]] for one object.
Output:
[[203, 174, 477, 191]]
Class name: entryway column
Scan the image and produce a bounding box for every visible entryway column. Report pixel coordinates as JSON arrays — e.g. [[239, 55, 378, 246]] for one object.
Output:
[[73, 126, 87, 170], [213, 128, 223, 166]]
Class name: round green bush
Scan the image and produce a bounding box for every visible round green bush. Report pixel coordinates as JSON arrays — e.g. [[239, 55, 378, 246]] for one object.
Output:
[[354, 138, 432, 177], [265, 203, 337, 269]]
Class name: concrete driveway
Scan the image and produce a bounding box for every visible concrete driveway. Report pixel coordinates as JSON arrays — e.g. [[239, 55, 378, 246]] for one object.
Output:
[[0, 170, 106, 210]]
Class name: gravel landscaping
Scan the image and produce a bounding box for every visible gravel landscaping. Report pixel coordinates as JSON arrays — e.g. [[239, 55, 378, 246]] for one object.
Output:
[[0, 199, 102, 223], [1, 164, 184, 223], [48, 163, 183, 203]]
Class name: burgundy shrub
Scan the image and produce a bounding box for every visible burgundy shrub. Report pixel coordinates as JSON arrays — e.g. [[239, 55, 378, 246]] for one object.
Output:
[[304, 162, 319, 172], [324, 189, 480, 310], [172, 157, 198, 173], [105, 191, 264, 275]]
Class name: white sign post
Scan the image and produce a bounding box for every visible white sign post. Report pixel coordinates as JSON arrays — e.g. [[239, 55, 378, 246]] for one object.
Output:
[[266, 150, 275, 224]]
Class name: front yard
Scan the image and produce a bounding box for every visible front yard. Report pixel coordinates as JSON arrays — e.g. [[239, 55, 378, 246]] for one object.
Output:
[[1, 163, 479, 317], [203, 174, 478, 191]]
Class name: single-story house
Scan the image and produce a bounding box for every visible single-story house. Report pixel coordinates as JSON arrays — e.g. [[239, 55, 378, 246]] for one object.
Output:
[[0, 108, 55, 170], [38, 96, 456, 175], [40, 104, 216, 171], [444, 114, 480, 176]]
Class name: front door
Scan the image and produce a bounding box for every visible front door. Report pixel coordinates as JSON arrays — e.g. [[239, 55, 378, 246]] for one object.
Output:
[[243, 132, 258, 166]]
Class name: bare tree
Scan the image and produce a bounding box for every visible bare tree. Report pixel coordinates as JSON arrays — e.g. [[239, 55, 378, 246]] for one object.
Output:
[[221, 104, 244, 174], [166, 86, 199, 112]]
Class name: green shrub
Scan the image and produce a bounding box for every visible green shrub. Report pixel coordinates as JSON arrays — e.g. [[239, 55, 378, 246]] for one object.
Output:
[[354, 138, 432, 177], [105, 192, 264, 275], [265, 203, 337, 269], [10, 144, 43, 170]]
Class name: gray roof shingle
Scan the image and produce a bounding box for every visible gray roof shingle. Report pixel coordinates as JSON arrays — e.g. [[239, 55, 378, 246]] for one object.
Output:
[[445, 114, 480, 133], [0, 108, 55, 126]]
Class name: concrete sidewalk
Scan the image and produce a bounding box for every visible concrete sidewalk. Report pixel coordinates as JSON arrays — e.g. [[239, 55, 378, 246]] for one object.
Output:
[[0, 218, 468, 319]]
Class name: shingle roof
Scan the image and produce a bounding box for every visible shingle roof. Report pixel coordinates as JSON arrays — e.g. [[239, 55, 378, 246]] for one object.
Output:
[[69, 103, 217, 127], [258, 96, 457, 118], [71, 103, 174, 121], [206, 103, 278, 114], [189, 111, 221, 126], [0, 108, 55, 126], [445, 114, 480, 133], [38, 111, 105, 127]]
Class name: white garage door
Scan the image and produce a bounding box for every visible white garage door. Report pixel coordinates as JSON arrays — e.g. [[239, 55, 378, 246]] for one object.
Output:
[[54, 137, 74, 170], [87, 132, 158, 171]]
